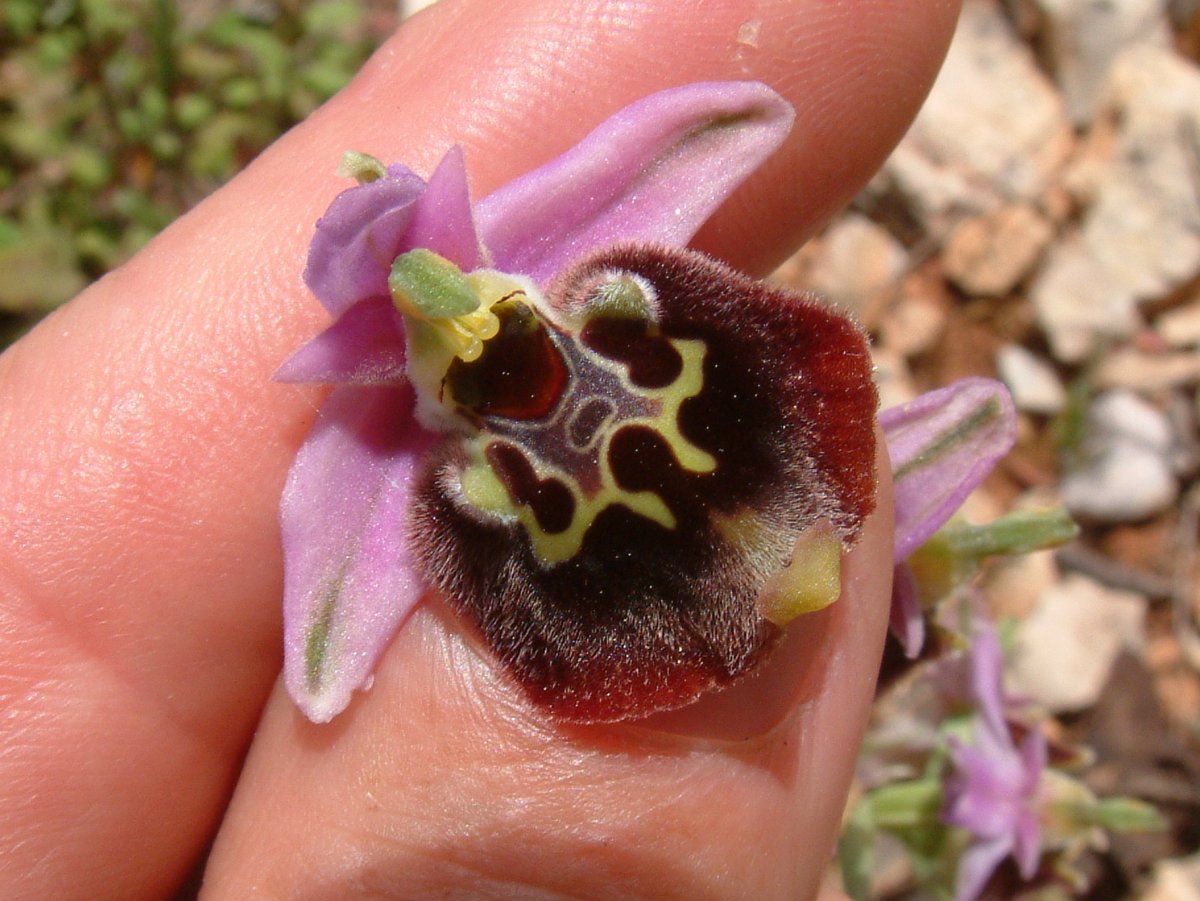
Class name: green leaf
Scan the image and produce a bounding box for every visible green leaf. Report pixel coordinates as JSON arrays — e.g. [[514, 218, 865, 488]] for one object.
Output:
[[865, 778, 945, 830], [933, 508, 1079, 559], [301, 0, 363, 35], [174, 92, 214, 129], [1084, 797, 1168, 833], [221, 77, 260, 110], [0, 229, 87, 312], [839, 800, 877, 901]]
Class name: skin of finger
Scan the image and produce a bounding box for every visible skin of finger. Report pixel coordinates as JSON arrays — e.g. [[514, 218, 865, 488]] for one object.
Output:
[[0, 0, 958, 896], [204, 441, 893, 900]]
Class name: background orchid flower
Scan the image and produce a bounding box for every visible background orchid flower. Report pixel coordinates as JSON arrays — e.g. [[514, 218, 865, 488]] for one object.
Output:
[[941, 622, 1046, 901], [278, 82, 798, 723]]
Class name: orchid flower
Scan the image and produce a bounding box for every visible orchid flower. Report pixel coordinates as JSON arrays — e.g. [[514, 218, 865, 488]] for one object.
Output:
[[941, 622, 1046, 901], [277, 80, 1018, 726], [281, 81, 845, 724]]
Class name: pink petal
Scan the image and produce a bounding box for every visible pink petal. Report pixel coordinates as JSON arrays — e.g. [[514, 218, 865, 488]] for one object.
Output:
[[274, 297, 407, 384], [476, 81, 794, 285], [304, 164, 425, 316], [953, 834, 1012, 901], [1013, 740, 1045, 877], [404, 146, 484, 271], [1019, 729, 1048, 789], [889, 563, 926, 659], [281, 384, 437, 722], [880, 378, 1017, 562], [1013, 809, 1042, 879], [967, 621, 1015, 750]]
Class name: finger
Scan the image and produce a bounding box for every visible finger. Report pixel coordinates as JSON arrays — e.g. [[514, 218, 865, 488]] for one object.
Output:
[[0, 0, 957, 895], [205, 440, 893, 899]]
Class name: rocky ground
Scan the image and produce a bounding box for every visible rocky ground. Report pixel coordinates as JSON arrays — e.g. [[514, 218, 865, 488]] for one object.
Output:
[[771, 0, 1200, 896]]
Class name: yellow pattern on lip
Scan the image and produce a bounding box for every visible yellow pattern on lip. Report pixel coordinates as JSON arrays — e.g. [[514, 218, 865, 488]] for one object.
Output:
[[458, 336, 716, 567]]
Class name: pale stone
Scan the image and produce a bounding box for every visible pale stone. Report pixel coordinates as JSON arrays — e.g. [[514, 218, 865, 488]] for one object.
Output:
[[944, 203, 1055, 297], [1030, 233, 1143, 361], [1061, 447, 1177, 521], [1158, 299, 1200, 348], [806, 214, 908, 327], [1095, 349, 1200, 391], [1036, 0, 1172, 124], [1060, 389, 1178, 521], [997, 343, 1067, 414], [984, 548, 1060, 620], [869, 0, 1073, 234], [1033, 44, 1200, 362], [1009, 572, 1146, 711], [401, 0, 440, 15], [1141, 855, 1200, 901], [879, 293, 947, 359], [1097, 388, 1174, 450]]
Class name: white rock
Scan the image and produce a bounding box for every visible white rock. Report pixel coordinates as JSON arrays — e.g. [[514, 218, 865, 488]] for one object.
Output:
[[869, 0, 1073, 234], [944, 203, 1055, 297], [1158, 299, 1200, 348], [806, 214, 908, 326], [1036, 0, 1172, 125], [879, 292, 947, 359], [1009, 572, 1146, 712], [1061, 446, 1177, 521], [984, 548, 1061, 620], [1033, 44, 1200, 362], [1030, 234, 1144, 361], [400, 0, 440, 15], [1091, 388, 1174, 449], [1095, 349, 1200, 391], [1060, 389, 1178, 521], [1141, 854, 1200, 901], [997, 343, 1067, 414]]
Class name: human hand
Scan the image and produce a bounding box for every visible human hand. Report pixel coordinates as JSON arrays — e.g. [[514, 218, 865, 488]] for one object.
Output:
[[0, 1, 960, 897]]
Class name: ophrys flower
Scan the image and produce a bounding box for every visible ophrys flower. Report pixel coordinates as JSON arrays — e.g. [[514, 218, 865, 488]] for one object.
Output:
[[278, 82, 882, 723]]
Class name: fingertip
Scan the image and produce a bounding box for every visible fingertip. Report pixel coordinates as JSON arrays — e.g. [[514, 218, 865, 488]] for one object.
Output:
[[639, 431, 894, 741], [207, 435, 895, 898]]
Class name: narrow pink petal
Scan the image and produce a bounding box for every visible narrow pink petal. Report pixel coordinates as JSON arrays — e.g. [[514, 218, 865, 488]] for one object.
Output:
[[281, 384, 437, 722], [304, 164, 425, 316], [476, 81, 794, 285], [889, 563, 926, 658], [953, 834, 1012, 901], [1014, 732, 1047, 877], [968, 620, 1010, 744], [404, 146, 484, 271], [274, 297, 407, 384], [880, 378, 1017, 561], [1013, 809, 1042, 879], [1020, 729, 1048, 787]]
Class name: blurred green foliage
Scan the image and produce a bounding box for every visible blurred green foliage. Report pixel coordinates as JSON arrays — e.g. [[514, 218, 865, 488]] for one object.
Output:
[[0, 0, 395, 345]]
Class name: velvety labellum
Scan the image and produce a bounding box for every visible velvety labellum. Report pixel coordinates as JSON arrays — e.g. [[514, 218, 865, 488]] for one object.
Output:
[[409, 244, 878, 722]]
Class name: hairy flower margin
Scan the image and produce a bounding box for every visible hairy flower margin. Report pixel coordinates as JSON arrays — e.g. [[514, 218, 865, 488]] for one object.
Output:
[[277, 80, 1019, 723]]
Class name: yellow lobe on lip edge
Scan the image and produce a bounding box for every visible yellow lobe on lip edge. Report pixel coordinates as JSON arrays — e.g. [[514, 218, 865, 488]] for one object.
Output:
[[756, 519, 843, 625]]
